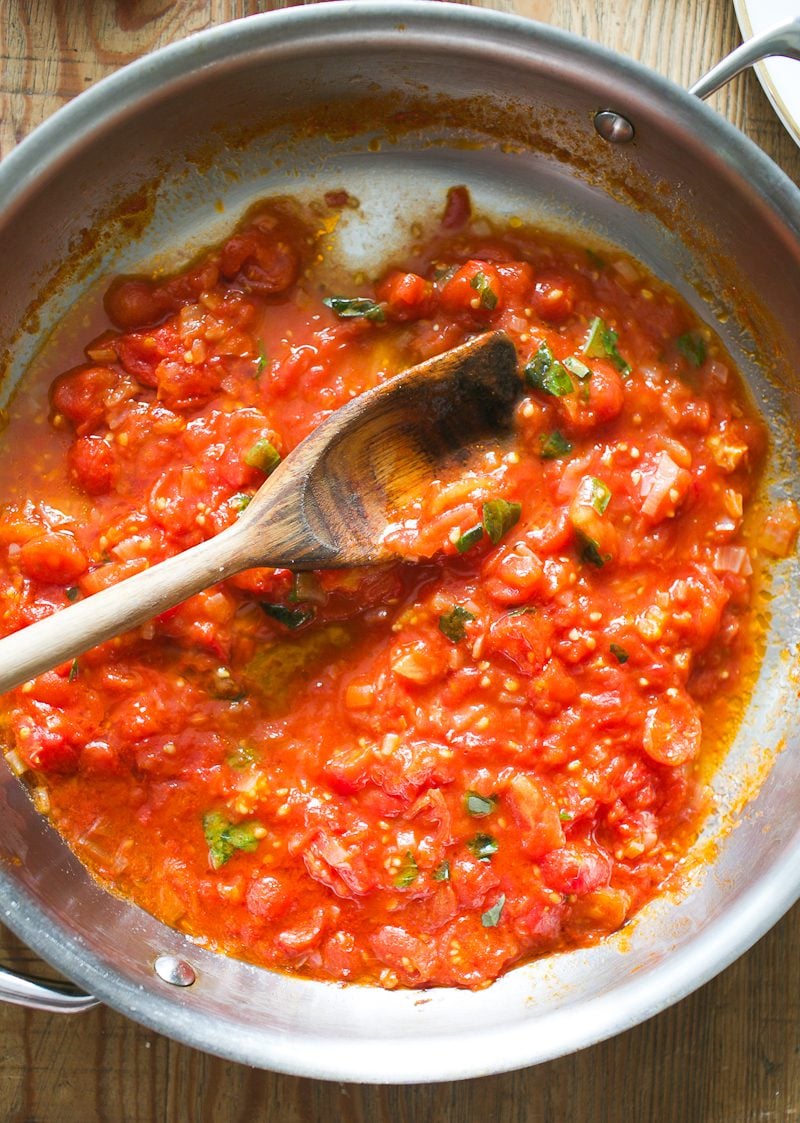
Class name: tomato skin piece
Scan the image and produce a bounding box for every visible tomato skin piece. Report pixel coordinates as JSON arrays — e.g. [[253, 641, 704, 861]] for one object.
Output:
[[14, 718, 81, 774], [494, 261, 534, 305], [104, 278, 173, 330], [557, 362, 624, 432], [303, 831, 377, 899], [220, 228, 299, 295], [642, 694, 702, 766], [481, 543, 545, 607], [158, 260, 221, 313], [320, 930, 363, 979], [504, 774, 565, 857], [435, 914, 521, 990], [277, 907, 327, 956], [18, 531, 88, 584], [375, 271, 434, 321], [147, 465, 220, 541], [539, 845, 612, 896], [154, 357, 221, 411], [439, 261, 502, 315], [245, 876, 292, 921], [391, 638, 449, 685], [486, 611, 552, 675], [12, 681, 106, 775], [324, 743, 373, 795], [371, 925, 436, 981], [531, 274, 576, 323], [585, 363, 625, 424], [22, 670, 74, 707], [114, 331, 166, 387], [80, 739, 123, 775], [79, 558, 148, 596], [67, 435, 116, 495], [451, 854, 501, 910], [440, 184, 472, 229], [514, 894, 566, 943], [51, 366, 116, 432]]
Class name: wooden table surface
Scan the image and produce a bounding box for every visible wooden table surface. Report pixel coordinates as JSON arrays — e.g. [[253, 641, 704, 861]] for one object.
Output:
[[1, 1, 799, 1120]]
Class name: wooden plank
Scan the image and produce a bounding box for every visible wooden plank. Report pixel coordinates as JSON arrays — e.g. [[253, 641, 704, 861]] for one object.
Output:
[[1, 0, 798, 1118]]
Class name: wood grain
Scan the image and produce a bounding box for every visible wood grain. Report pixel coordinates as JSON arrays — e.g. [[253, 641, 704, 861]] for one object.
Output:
[[1, 1, 799, 1119]]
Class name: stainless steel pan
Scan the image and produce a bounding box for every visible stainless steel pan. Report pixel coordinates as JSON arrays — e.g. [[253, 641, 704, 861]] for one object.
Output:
[[0, 1, 799, 1082]]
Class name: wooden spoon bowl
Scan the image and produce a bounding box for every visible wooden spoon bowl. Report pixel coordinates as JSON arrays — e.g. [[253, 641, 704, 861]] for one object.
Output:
[[0, 331, 520, 694]]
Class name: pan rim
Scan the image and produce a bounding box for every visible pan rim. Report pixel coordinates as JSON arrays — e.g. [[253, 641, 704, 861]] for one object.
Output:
[[1, 0, 799, 1082]]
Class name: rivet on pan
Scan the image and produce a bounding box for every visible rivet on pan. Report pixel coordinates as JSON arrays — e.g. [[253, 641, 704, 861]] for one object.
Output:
[[154, 955, 197, 987], [594, 110, 635, 144]]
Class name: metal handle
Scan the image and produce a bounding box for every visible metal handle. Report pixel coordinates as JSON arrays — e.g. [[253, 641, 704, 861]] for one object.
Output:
[[0, 963, 99, 1013], [690, 16, 800, 100]]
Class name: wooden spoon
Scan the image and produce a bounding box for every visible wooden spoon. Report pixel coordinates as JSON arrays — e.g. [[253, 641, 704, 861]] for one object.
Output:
[[0, 331, 520, 695]]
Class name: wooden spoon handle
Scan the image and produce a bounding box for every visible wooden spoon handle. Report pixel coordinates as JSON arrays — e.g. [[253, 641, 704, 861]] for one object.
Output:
[[0, 521, 249, 694]]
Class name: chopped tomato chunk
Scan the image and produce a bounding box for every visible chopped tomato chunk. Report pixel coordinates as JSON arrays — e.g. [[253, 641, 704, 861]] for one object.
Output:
[[67, 435, 116, 495], [19, 532, 88, 584]]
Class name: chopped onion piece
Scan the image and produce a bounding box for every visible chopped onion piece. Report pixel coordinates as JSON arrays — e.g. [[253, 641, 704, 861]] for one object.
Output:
[[712, 545, 752, 576], [640, 452, 683, 517], [707, 359, 729, 385], [758, 500, 800, 558], [611, 257, 640, 284]]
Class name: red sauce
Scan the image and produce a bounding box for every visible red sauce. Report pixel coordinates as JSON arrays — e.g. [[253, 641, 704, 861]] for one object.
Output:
[[0, 191, 765, 989]]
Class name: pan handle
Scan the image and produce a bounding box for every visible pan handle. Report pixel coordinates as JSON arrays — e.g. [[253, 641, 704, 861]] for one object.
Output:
[[0, 962, 99, 1013], [690, 16, 800, 100]]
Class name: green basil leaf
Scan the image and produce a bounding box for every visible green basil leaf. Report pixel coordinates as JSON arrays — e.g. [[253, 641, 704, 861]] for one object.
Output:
[[227, 743, 260, 770], [583, 316, 607, 358], [469, 270, 499, 310], [68, 658, 79, 682], [577, 533, 610, 568], [583, 316, 631, 375], [65, 586, 80, 602], [539, 430, 573, 460], [394, 851, 419, 888], [482, 499, 521, 545], [432, 860, 451, 882], [324, 296, 385, 322], [456, 524, 484, 553], [587, 476, 612, 515], [467, 832, 498, 859], [481, 893, 506, 927], [244, 438, 281, 475], [465, 792, 497, 818], [525, 342, 574, 396], [438, 605, 475, 643], [261, 602, 316, 629], [203, 811, 262, 870], [609, 642, 629, 664], [229, 492, 252, 512], [676, 332, 707, 367], [226, 823, 262, 851]]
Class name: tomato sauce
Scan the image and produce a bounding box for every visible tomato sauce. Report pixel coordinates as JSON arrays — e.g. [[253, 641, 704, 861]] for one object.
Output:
[[0, 189, 767, 989]]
